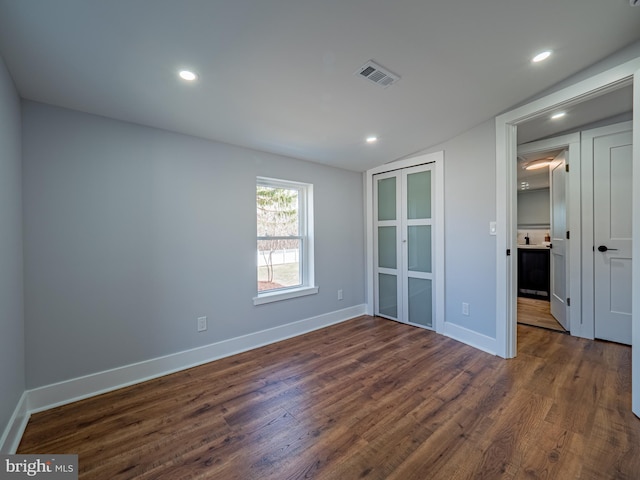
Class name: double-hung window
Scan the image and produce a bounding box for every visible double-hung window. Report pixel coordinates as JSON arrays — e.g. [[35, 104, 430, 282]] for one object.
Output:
[[254, 177, 317, 305]]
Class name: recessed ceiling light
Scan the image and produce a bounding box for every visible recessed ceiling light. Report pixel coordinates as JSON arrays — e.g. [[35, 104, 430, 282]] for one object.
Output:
[[532, 51, 552, 63], [551, 111, 566, 119], [366, 136, 378, 143], [179, 70, 198, 81]]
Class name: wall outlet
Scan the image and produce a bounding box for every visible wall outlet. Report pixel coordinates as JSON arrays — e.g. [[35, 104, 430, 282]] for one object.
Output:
[[462, 303, 469, 316], [337, 289, 343, 300], [197, 316, 207, 332]]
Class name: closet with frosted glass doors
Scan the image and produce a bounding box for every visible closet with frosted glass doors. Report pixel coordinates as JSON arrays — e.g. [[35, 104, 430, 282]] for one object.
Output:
[[373, 163, 434, 329]]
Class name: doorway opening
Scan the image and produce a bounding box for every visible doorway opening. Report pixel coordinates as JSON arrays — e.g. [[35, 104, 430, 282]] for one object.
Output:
[[515, 134, 580, 337], [515, 144, 567, 334], [495, 59, 639, 361]]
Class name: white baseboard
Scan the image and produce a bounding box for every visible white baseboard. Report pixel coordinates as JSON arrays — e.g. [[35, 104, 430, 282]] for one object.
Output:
[[0, 392, 29, 454], [443, 321, 497, 355], [27, 304, 366, 414]]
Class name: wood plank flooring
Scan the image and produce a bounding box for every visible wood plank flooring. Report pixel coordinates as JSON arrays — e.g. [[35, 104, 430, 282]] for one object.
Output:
[[18, 316, 640, 479], [518, 297, 567, 332]]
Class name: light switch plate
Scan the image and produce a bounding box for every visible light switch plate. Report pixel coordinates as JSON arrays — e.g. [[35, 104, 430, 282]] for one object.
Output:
[[197, 316, 207, 332], [489, 221, 497, 236]]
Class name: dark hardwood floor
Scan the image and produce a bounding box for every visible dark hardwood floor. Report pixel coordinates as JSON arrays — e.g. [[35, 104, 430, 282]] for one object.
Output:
[[18, 316, 640, 479], [517, 297, 567, 332]]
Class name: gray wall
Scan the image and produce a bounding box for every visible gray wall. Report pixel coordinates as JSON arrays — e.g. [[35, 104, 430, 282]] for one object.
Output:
[[517, 189, 550, 227], [420, 120, 498, 338], [0, 57, 24, 436], [22, 102, 365, 389]]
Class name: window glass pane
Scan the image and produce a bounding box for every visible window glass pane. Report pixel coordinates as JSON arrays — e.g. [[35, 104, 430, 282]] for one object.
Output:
[[378, 226, 397, 269], [257, 239, 301, 292], [257, 186, 299, 236], [377, 177, 396, 221], [408, 278, 432, 327], [408, 225, 431, 273], [378, 273, 398, 318], [407, 171, 431, 219]]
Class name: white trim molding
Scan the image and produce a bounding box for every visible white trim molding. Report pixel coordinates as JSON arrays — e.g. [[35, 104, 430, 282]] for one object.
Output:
[[632, 66, 640, 418], [253, 286, 319, 305], [443, 321, 497, 356], [0, 392, 29, 454]]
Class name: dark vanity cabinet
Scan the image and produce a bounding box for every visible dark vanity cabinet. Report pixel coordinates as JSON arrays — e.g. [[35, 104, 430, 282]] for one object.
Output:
[[517, 247, 550, 300]]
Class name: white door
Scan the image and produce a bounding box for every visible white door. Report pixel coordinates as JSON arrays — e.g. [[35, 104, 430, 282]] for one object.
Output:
[[592, 125, 633, 345], [549, 150, 568, 330], [401, 165, 435, 328], [373, 171, 402, 321], [373, 164, 435, 328]]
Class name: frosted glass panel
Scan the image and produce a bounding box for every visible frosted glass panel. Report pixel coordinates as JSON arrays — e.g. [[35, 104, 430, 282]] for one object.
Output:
[[407, 171, 431, 219], [408, 278, 432, 327], [379, 274, 398, 318], [378, 227, 397, 269], [408, 225, 431, 273], [377, 177, 396, 221]]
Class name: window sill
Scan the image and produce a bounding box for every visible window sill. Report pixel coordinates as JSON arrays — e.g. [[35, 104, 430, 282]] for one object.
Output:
[[253, 286, 319, 306]]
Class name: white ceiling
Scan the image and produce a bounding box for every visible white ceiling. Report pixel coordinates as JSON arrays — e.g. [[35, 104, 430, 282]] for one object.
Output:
[[517, 84, 634, 145], [0, 0, 639, 172], [516, 83, 634, 190]]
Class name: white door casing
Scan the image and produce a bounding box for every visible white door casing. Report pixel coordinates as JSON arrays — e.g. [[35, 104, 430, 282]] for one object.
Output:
[[549, 150, 569, 330], [632, 65, 640, 417]]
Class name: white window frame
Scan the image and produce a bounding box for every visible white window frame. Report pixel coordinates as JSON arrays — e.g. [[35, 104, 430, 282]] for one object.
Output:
[[253, 177, 317, 305]]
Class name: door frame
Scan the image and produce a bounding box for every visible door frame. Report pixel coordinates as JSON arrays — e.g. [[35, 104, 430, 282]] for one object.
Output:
[[517, 133, 581, 337], [365, 151, 445, 334], [496, 57, 640, 359], [495, 58, 640, 416]]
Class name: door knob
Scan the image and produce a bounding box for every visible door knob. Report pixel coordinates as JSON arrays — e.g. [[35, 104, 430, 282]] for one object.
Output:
[[597, 245, 618, 252]]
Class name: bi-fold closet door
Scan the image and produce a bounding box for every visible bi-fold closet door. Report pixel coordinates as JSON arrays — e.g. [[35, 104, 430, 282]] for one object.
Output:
[[374, 163, 434, 329]]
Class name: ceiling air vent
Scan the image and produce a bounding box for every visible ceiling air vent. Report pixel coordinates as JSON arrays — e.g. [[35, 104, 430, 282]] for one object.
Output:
[[355, 60, 400, 88]]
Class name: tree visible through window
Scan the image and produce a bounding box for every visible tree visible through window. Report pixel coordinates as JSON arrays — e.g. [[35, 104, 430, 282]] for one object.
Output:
[[257, 180, 305, 292]]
